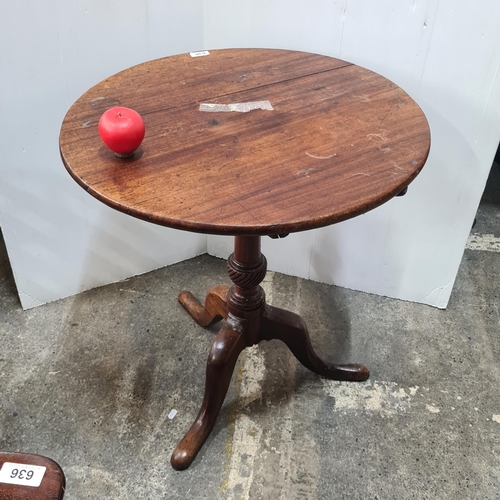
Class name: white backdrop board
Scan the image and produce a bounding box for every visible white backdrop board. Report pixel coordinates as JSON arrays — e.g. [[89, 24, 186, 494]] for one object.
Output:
[[1, 1, 500, 309], [0, 1, 207, 309], [205, 0, 500, 308]]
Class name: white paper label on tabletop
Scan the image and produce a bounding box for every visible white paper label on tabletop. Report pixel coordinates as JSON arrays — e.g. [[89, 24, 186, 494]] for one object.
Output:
[[190, 50, 210, 57], [199, 101, 273, 113]]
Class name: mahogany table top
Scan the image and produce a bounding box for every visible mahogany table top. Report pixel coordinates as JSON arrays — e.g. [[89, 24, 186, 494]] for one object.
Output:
[[60, 48, 430, 236]]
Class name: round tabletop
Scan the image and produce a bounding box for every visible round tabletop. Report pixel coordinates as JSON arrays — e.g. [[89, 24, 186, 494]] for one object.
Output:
[[60, 48, 430, 236]]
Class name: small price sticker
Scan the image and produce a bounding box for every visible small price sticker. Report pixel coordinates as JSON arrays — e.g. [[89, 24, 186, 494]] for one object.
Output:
[[0, 462, 46, 487], [190, 50, 210, 58]]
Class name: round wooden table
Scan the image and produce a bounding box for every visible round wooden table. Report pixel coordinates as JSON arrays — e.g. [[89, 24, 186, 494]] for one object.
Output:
[[60, 48, 430, 470]]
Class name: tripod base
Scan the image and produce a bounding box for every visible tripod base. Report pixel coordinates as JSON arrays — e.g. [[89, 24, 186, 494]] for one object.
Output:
[[171, 236, 369, 470]]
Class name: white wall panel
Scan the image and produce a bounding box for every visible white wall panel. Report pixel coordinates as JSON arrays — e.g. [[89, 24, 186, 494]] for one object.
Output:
[[206, 0, 500, 308], [2, 0, 500, 310], [148, 0, 205, 60], [204, 0, 346, 55], [0, 1, 206, 309]]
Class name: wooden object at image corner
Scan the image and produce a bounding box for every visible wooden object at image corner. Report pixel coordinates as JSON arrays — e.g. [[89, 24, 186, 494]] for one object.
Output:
[[0, 452, 65, 500]]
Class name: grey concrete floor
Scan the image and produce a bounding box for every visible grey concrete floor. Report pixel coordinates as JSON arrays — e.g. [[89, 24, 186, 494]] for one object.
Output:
[[1, 165, 499, 499]]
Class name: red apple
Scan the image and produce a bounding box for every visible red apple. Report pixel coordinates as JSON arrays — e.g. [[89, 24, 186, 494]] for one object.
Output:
[[98, 106, 145, 157]]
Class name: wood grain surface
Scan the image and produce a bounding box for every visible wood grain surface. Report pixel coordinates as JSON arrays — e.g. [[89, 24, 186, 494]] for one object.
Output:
[[60, 48, 430, 235]]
